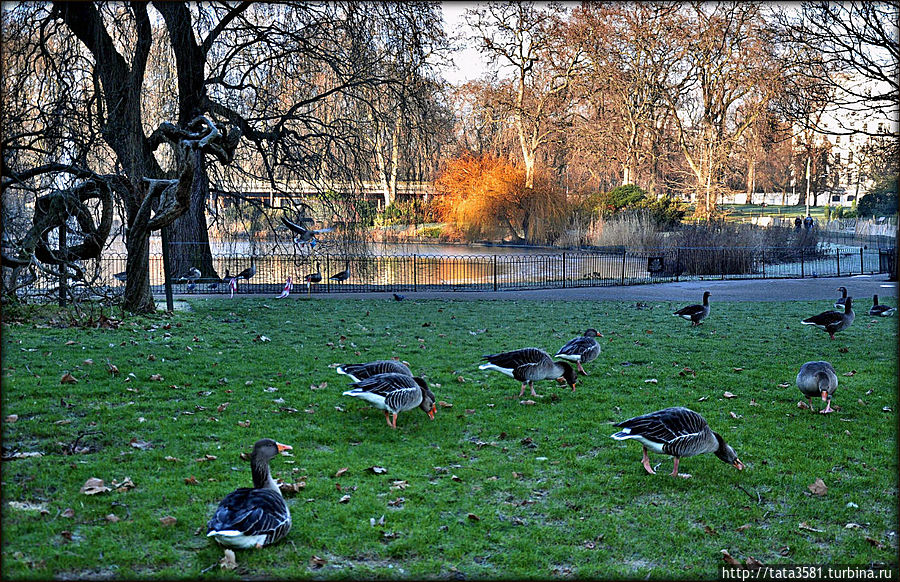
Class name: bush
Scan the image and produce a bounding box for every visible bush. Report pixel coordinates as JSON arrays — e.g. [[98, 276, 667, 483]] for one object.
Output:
[[583, 184, 685, 228], [858, 177, 898, 217]]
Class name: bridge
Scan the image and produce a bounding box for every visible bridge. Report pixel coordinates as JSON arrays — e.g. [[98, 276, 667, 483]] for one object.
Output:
[[209, 180, 435, 210]]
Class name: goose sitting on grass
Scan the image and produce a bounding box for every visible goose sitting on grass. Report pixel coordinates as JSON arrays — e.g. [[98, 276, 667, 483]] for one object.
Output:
[[207, 439, 292, 549], [479, 347, 577, 398], [868, 294, 895, 317], [610, 407, 744, 478], [796, 361, 838, 414], [342, 373, 436, 429]]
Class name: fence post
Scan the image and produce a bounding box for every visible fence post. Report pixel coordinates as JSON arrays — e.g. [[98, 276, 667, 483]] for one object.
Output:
[[492, 255, 497, 292], [761, 249, 766, 278], [721, 248, 726, 280], [58, 220, 67, 307], [621, 248, 626, 285], [859, 247, 864, 274], [836, 249, 840, 276], [413, 254, 417, 292], [800, 248, 805, 278], [161, 228, 174, 311], [325, 255, 330, 293], [562, 253, 567, 289]]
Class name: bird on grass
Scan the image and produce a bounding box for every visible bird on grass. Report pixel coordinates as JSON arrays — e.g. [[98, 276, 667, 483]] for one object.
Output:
[[207, 439, 292, 549], [336, 360, 412, 382], [479, 347, 577, 398], [234, 259, 256, 282], [673, 291, 711, 326], [393, 293, 405, 301], [796, 361, 838, 414], [610, 407, 744, 478], [208, 269, 230, 291], [304, 262, 322, 288], [833, 286, 849, 310], [342, 373, 436, 429], [555, 328, 601, 376], [801, 297, 854, 340], [868, 294, 895, 317]]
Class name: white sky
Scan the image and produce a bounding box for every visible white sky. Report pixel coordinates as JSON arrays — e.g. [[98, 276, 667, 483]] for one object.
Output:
[[438, 2, 490, 86]]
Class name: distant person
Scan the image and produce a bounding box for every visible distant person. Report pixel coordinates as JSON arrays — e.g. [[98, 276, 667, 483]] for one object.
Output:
[[794, 216, 802, 230], [804, 214, 814, 230]]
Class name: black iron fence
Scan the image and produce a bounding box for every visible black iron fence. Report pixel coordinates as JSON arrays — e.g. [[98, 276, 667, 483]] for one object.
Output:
[[17, 245, 895, 299]]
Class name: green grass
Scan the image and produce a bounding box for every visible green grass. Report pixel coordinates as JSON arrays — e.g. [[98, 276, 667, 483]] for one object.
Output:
[[2, 297, 897, 579], [717, 204, 830, 220]]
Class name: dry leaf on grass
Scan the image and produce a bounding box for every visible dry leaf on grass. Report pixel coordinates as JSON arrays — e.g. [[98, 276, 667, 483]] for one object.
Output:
[[519, 400, 537, 405], [60, 373, 78, 384], [164, 456, 181, 462], [112, 477, 135, 491], [390, 480, 408, 490], [334, 467, 349, 478], [865, 536, 885, 549], [723, 391, 736, 398], [309, 555, 326, 569], [844, 523, 862, 529], [732, 367, 744, 372], [467, 513, 480, 521], [185, 476, 199, 485], [237, 420, 251, 428], [149, 374, 163, 381], [80, 477, 110, 495], [217, 402, 229, 412], [338, 494, 351, 503], [438, 401, 453, 408], [744, 556, 763, 568], [159, 516, 177, 526], [778, 382, 791, 388], [808, 478, 827, 496], [720, 549, 741, 566], [105, 513, 120, 523], [279, 481, 306, 495], [61, 508, 75, 518], [797, 401, 810, 410], [219, 549, 238, 570], [65, 340, 77, 345], [368, 466, 387, 474], [5, 414, 18, 423], [798, 522, 824, 533], [130, 438, 153, 450], [644, 378, 658, 384], [703, 525, 718, 536], [254, 335, 271, 342]]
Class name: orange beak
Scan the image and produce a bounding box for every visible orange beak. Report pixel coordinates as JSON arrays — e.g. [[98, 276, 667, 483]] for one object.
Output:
[[276, 442, 293, 453], [734, 459, 744, 471], [427, 405, 436, 420], [821, 391, 828, 402]]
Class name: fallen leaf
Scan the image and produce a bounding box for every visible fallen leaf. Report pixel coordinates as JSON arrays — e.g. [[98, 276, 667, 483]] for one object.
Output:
[[438, 401, 453, 408], [368, 466, 388, 474], [80, 477, 110, 495], [838, 346, 849, 353], [520, 400, 537, 405], [844, 523, 862, 529], [644, 378, 658, 384], [729, 411, 741, 419], [83, 359, 94, 365], [130, 438, 153, 450], [808, 478, 827, 496], [5, 414, 18, 423], [865, 536, 885, 549], [679, 367, 695, 377], [720, 549, 741, 566], [61, 508, 75, 518], [149, 374, 163, 381], [54, 419, 72, 425], [164, 456, 181, 462], [60, 530, 73, 541], [184, 476, 199, 485], [159, 516, 177, 526], [744, 556, 763, 568], [219, 549, 238, 570], [60, 373, 78, 384], [732, 368, 744, 372], [112, 477, 135, 491], [843, 370, 857, 377], [797, 401, 810, 410], [736, 524, 751, 532], [335, 467, 349, 478], [254, 335, 270, 342], [217, 402, 229, 412], [105, 513, 120, 523], [309, 555, 326, 569], [390, 480, 408, 490], [798, 522, 824, 533], [723, 391, 736, 398], [749, 399, 759, 406], [778, 382, 791, 388], [697, 396, 709, 402], [147, 354, 156, 361], [456, 376, 466, 383], [65, 340, 76, 345], [467, 513, 480, 521], [237, 420, 251, 428], [704, 525, 718, 536], [338, 494, 351, 503], [451, 475, 462, 482], [279, 481, 306, 495]]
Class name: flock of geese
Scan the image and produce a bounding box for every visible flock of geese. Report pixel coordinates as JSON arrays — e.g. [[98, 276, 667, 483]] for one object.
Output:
[[205, 285, 894, 550]]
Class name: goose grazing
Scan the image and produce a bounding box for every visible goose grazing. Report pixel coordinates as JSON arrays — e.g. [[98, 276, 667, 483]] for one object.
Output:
[[479, 347, 577, 398], [342, 373, 436, 429], [555, 328, 601, 376], [868, 294, 895, 317], [610, 407, 744, 478], [673, 291, 711, 326], [208, 269, 230, 290], [207, 438, 292, 549], [801, 297, 854, 339], [833, 286, 848, 310], [329, 262, 350, 283], [796, 361, 838, 414], [282, 217, 333, 243], [234, 259, 256, 281], [336, 359, 412, 382]]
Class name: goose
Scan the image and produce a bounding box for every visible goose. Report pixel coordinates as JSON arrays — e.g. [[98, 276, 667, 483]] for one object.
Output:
[[184, 267, 201, 293], [801, 297, 854, 339], [342, 373, 436, 429], [610, 407, 744, 478], [113, 271, 128, 282], [304, 262, 322, 285], [234, 259, 256, 281], [555, 328, 601, 376], [796, 361, 838, 414], [282, 217, 333, 243], [393, 293, 405, 301], [868, 294, 895, 317], [833, 286, 848, 310], [208, 268, 230, 290], [336, 360, 412, 382], [673, 291, 711, 326], [479, 347, 577, 398], [207, 438, 292, 549], [329, 262, 351, 283]]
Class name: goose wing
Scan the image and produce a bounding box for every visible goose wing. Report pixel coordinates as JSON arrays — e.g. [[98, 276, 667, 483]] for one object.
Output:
[[338, 360, 411, 381], [613, 407, 707, 446], [674, 304, 704, 317], [347, 372, 419, 396], [802, 310, 844, 327], [207, 488, 290, 545], [482, 348, 548, 370], [556, 336, 600, 362]]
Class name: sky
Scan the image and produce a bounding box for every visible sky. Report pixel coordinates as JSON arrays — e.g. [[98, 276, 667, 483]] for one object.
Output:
[[438, 2, 489, 86]]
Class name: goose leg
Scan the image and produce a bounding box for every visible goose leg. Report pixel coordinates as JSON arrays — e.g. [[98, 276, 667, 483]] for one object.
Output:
[[820, 401, 834, 414], [391, 413, 398, 428], [518, 383, 527, 398], [577, 361, 587, 375], [384, 411, 393, 428], [529, 383, 542, 398], [641, 446, 656, 475], [671, 457, 691, 478]]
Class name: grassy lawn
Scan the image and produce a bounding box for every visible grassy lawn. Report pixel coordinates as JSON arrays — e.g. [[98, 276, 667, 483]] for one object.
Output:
[[718, 204, 830, 220], [2, 297, 897, 579]]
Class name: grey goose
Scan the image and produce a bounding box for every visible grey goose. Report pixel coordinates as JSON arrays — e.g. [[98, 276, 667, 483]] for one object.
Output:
[[342, 373, 436, 429], [555, 328, 601, 375], [796, 361, 838, 414], [868, 294, 895, 317], [336, 360, 412, 383], [611, 406, 744, 478], [479, 347, 577, 398], [207, 438, 292, 549], [833, 286, 848, 310], [801, 297, 854, 339], [673, 291, 711, 326]]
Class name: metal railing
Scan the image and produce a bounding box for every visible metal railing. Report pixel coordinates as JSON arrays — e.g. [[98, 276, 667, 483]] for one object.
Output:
[[14, 245, 894, 299]]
